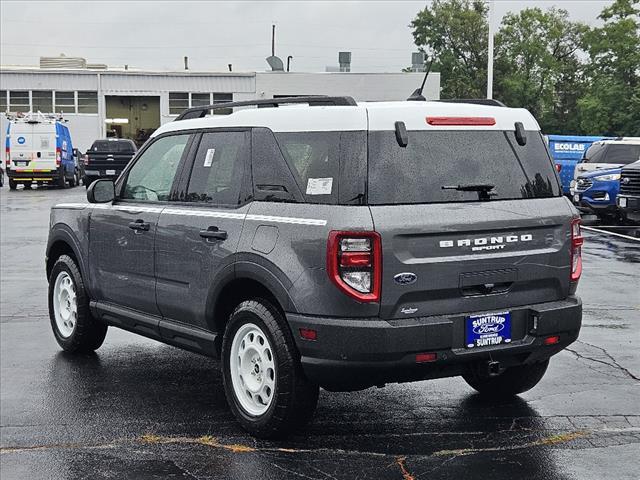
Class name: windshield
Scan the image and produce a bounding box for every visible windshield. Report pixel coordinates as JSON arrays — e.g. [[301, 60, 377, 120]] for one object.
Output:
[[583, 143, 640, 164], [368, 130, 560, 204]]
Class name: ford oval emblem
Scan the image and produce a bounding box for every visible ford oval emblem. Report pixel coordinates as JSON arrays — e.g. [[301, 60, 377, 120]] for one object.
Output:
[[394, 272, 417, 285]]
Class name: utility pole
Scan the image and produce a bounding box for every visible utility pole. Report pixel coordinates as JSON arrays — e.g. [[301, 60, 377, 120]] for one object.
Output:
[[487, 0, 494, 99]]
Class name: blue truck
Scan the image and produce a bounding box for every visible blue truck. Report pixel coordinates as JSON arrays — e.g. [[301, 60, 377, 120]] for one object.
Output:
[[546, 135, 610, 196]]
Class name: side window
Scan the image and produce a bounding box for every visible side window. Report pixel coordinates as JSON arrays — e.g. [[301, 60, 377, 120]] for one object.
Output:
[[185, 131, 248, 205], [121, 134, 190, 202], [252, 128, 302, 202]]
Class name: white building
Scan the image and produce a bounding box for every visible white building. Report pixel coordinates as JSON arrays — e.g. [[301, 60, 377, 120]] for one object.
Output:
[[0, 67, 440, 151]]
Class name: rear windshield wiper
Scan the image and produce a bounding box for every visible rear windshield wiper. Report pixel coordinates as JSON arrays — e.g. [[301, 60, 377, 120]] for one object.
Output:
[[442, 184, 496, 201]]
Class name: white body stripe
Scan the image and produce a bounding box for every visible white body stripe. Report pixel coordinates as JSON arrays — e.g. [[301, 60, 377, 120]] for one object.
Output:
[[53, 203, 326, 226]]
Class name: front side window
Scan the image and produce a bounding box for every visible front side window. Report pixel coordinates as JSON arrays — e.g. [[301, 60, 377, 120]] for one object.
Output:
[[122, 134, 190, 202], [185, 131, 248, 205]]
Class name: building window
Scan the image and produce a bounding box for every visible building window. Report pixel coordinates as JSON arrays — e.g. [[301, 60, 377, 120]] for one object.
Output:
[[0, 90, 6, 113], [212, 93, 233, 115], [169, 92, 189, 115], [77, 91, 98, 113], [55, 91, 75, 114], [191, 93, 211, 107], [32, 90, 53, 113], [9, 91, 29, 112]]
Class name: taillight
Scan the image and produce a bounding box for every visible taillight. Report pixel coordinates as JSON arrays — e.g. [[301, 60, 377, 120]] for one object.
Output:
[[5, 146, 9, 166], [570, 217, 583, 282], [55, 147, 61, 166], [556, 164, 562, 173], [327, 231, 381, 302]]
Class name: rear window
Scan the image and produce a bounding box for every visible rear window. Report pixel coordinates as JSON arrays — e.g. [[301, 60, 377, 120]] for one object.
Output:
[[368, 130, 560, 205], [90, 140, 136, 153], [583, 143, 640, 165]]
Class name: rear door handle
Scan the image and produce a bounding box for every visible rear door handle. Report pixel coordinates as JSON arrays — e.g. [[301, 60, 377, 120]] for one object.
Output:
[[199, 226, 228, 241], [128, 220, 150, 232]]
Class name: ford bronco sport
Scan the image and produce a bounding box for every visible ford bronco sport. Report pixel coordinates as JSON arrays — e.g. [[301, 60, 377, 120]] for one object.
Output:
[[46, 96, 583, 438]]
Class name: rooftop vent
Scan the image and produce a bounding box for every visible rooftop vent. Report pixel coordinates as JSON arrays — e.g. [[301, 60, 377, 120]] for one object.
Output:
[[339, 52, 351, 72], [39, 55, 87, 69]]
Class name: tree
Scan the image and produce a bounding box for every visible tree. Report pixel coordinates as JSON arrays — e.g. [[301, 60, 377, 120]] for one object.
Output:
[[493, 8, 587, 133], [410, 0, 488, 98], [578, 0, 640, 136]]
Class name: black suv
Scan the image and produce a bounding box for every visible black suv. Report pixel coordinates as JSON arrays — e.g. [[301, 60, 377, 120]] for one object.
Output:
[[46, 96, 583, 438]]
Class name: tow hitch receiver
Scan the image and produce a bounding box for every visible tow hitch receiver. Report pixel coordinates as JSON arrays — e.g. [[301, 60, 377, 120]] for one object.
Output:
[[488, 361, 501, 377]]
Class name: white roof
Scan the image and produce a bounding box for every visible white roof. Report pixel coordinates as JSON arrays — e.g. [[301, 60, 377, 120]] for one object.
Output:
[[152, 100, 540, 137]]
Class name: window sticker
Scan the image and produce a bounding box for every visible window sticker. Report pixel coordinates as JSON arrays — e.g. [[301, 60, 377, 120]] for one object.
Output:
[[204, 148, 216, 167], [306, 177, 333, 195]]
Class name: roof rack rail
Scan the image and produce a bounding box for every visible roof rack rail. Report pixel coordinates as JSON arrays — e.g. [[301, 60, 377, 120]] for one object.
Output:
[[435, 99, 507, 107], [174, 95, 357, 121]]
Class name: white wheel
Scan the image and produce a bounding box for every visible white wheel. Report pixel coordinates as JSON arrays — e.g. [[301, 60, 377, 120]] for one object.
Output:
[[229, 322, 276, 416], [52, 271, 77, 338]]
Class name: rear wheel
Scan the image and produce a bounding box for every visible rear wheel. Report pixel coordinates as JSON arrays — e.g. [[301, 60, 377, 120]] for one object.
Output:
[[9, 178, 17, 190], [69, 170, 77, 188], [48, 254, 107, 353], [222, 299, 319, 438], [57, 170, 67, 189], [463, 359, 549, 398]]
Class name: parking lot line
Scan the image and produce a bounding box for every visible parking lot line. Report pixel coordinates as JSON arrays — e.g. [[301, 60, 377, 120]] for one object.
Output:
[[582, 226, 640, 242]]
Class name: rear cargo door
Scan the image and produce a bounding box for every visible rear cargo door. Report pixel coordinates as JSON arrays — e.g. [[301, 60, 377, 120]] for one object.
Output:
[[31, 123, 58, 171], [367, 125, 574, 320], [9, 124, 35, 169]]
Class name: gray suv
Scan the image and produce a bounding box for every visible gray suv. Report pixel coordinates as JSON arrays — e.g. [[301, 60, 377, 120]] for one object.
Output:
[[46, 96, 583, 438]]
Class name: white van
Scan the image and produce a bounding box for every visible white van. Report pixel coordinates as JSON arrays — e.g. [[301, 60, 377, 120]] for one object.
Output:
[[5, 113, 78, 190]]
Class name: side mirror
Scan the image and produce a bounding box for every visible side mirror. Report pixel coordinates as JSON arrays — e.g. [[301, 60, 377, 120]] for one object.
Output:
[[87, 179, 115, 203]]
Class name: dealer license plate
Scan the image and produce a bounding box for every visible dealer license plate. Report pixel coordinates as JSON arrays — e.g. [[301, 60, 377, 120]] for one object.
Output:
[[105, 169, 116, 176], [618, 197, 627, 208], [573, 194, 580, 203], [466, 311, 512, 348]]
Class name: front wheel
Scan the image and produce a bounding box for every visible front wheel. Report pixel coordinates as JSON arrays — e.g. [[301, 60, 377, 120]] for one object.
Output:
[[48, 254, 108, 353], [222, 299, 319, 438], [463, 359, 549, 398]]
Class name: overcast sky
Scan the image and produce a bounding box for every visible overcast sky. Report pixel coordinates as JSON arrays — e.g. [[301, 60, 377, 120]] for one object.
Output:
[[0, 1, 614, 73]]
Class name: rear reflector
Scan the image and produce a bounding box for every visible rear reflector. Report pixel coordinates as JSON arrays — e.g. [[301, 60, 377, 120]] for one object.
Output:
[[426, 116, 496, 126], [544, 335, 560, 345], [299, 328, 317, 341], [556, 164, 562, 173], [415, 352, 437, 363]]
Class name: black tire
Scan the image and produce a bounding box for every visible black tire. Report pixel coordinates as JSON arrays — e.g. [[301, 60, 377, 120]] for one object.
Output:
[[84, 176, 94, 189], [221, 299, 319, 438], [48, 254, 107, 353], [57, 171, 67, 189], [463, 359, 549, 398], [9, 178, 17, 190], [69, 170, 77, 188]]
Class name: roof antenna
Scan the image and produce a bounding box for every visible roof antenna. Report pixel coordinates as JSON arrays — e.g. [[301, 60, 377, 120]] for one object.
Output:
[[407, 57, 434, 101]]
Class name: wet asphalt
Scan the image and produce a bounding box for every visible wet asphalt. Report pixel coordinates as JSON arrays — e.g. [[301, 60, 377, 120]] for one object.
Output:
[[1, 186, 639, 480]]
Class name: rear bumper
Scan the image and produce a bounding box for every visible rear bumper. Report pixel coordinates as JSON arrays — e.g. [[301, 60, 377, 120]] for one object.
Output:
[[7, 169, 61, 181], [287, 296, 582, 390]]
